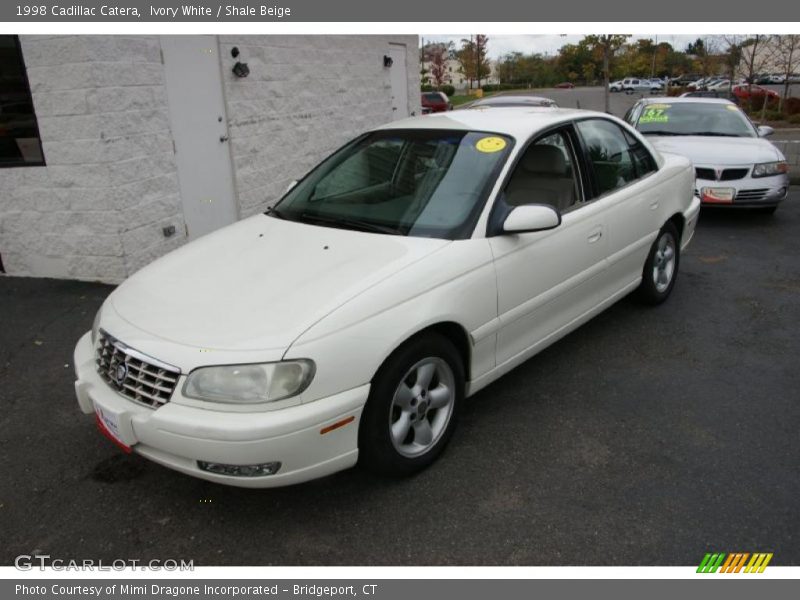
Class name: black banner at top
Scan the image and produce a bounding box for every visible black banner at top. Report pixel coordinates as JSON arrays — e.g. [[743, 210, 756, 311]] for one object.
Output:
[[1, 0, 799, 22]]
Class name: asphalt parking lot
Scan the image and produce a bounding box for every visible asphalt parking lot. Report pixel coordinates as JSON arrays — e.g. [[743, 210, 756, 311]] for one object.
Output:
[[1, 190, 799, 566]]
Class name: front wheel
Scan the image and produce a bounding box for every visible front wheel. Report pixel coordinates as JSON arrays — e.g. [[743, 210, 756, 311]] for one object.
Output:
[[636, 222, 680, 305], [358, 333, 464, 476]]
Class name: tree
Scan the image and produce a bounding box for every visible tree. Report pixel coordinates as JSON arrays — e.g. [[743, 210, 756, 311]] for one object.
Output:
[[584, 35, 630, 113], [422, 42, 454, 89], [456, 35, 491, 89], [773, 35, 800, 104]]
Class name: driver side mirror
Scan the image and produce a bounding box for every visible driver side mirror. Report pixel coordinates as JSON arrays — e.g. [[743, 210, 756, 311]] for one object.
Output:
[[757, 125, 774, 138], [502, 204, 561, 234]]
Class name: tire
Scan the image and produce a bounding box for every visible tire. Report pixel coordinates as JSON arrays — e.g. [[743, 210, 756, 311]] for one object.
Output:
[[358, 332, 464, 476], [636, 222, 680, 305]]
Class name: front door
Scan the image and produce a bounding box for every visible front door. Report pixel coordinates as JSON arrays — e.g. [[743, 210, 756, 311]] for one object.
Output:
[[160, 35, 238, 240], [388, 43, 409, 120], [490, 128, 608, 367]]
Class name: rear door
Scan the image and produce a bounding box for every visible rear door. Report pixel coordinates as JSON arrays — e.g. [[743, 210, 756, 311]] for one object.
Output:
[[574, 118, 663, 300]]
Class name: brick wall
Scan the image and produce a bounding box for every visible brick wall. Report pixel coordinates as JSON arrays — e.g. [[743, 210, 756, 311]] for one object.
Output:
[[0, 35, 185, 282], [218, 35, 421, 217], [0, 35, 421, 283]]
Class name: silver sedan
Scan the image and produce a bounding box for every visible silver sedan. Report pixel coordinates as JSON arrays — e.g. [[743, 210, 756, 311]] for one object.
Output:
[[624, 97, 790, 213]]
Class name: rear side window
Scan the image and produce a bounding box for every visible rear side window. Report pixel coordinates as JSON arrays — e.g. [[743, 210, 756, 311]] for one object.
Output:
[[576, 119, 656, 196]]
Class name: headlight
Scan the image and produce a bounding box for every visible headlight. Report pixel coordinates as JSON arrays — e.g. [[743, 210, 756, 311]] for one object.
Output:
[[91, 308, 102, 344], [183, 360, 315, 404], [752, 161, 788, 178]]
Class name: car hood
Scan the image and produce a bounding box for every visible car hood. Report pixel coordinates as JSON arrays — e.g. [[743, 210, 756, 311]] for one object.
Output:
[[109, 215, 449, 353], [646, 135, 781, 165]]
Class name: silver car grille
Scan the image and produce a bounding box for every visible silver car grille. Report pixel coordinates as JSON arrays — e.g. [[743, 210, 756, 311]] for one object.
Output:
[[694, 188, 770, 202], [695, 167, 750, 181], [95, 330, 181, 408], [735, 188, 770, 201]]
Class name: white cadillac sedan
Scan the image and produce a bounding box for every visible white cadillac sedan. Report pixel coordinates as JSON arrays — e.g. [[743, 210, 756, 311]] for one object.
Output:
[[74, 108, 700, 487], [624, 97, 790, 213]]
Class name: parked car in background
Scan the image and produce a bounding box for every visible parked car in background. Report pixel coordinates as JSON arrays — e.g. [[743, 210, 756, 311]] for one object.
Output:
[[732, 84, 779, 102], [706, 79, 731, 91], [609, 80, 624, 92], [464, 95, 557, 109], [624, 97, 789, 214], [554, 82, 575, 89], [672, 74, 702, 86], [74, 107, 699, 487], [620, 78, 659, 94], [421, 91, 451, 113], [680, 90, 739, 105]]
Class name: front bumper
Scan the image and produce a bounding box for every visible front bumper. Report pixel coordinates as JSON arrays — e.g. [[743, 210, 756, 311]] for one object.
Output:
[[694, 173, 789, 207], [73, 332, 368, 488]]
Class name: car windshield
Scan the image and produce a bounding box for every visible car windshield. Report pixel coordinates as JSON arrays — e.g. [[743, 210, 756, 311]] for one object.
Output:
[[636, 102, 756, 137], [271, 129, 513, 239], [423, 93, 444, 102]]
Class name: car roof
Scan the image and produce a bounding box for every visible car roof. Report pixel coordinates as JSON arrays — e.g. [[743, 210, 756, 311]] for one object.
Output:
[[376, 107, 597, 139], [470, 95, 556, 107], [638, 96, 736, 106]]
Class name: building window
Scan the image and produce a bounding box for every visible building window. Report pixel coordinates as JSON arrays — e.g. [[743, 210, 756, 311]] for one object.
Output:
[[0, 35, 44, 167]]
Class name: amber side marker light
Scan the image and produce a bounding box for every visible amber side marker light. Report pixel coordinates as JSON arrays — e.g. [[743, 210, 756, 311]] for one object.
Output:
[[320, 416, 355, 435]]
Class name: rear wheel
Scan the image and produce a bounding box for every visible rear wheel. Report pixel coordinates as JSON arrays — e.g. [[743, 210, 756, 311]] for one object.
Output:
[[359, 333, 463, 476], [636, 222, 680, 305]]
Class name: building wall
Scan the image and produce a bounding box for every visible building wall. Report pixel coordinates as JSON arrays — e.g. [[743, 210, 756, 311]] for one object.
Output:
[[0, 35, 420, 283], [218, 35, 420, 217], [1, 35, 184, 282]]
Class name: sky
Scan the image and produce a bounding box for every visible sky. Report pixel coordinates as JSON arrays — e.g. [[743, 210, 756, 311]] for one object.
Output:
[[419, 34, 713, 59]]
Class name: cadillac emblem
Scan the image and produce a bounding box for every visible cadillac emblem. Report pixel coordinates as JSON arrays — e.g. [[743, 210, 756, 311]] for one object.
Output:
[[114, 363, 128, 387]]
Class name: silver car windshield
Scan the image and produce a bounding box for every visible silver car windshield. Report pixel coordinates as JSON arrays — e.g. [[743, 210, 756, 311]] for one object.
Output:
[[271, 129, 513, 239], [636, 102, 757, 138]]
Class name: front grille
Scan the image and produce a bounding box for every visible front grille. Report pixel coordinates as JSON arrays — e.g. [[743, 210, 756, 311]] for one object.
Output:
[[695, 167, 750, 181], [735, 188, 769, 201], [95, 330, 180, 408], [720, 168, 749, 181]]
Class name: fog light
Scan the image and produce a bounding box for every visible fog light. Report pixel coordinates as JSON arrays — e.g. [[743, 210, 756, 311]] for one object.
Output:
[[197, 460, 281, 477]]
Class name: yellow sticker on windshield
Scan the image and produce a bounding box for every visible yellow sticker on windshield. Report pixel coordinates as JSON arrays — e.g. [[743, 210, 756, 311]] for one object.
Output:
[[725, 104, 739, 110], [640, 107, 669, 124], [645, 103, 672, 110], [475, 136, 507, 153]]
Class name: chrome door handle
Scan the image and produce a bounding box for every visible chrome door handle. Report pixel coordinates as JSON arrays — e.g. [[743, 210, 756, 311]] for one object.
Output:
[[588, 231, 603, 243]]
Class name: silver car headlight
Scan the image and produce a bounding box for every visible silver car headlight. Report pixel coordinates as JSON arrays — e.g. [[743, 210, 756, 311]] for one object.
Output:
[[752, 161, 788, 178], [183, 360, 315, 404]]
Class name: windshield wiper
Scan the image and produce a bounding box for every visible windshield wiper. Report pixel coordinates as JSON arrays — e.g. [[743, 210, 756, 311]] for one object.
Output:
[[264, 206, 287, 220], [683, 132, 743, 137], [643, 131, 689, 136], [297, 211, 402, 235]]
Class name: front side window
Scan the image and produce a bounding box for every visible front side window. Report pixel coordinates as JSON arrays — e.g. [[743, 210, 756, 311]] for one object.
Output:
[[273, 129, 513, 239], [576, 119, 638, 196], [0, 35, 44, 167], [504, 130, 580, 212]]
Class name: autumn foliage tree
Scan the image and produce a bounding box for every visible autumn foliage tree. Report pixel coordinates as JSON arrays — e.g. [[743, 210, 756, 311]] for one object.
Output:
[[584, 34, 630, 113], [456, 35, 491, 89]]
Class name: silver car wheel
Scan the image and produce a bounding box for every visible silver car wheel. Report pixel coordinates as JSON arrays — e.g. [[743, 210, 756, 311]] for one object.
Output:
[[389, 357, 455, 458], [652, 232, 676, 293]]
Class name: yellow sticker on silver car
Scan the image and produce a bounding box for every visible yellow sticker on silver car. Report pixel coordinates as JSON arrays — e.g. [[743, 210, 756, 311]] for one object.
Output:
[[475, 136, 507, 153], [640, 106, 670, 124]]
